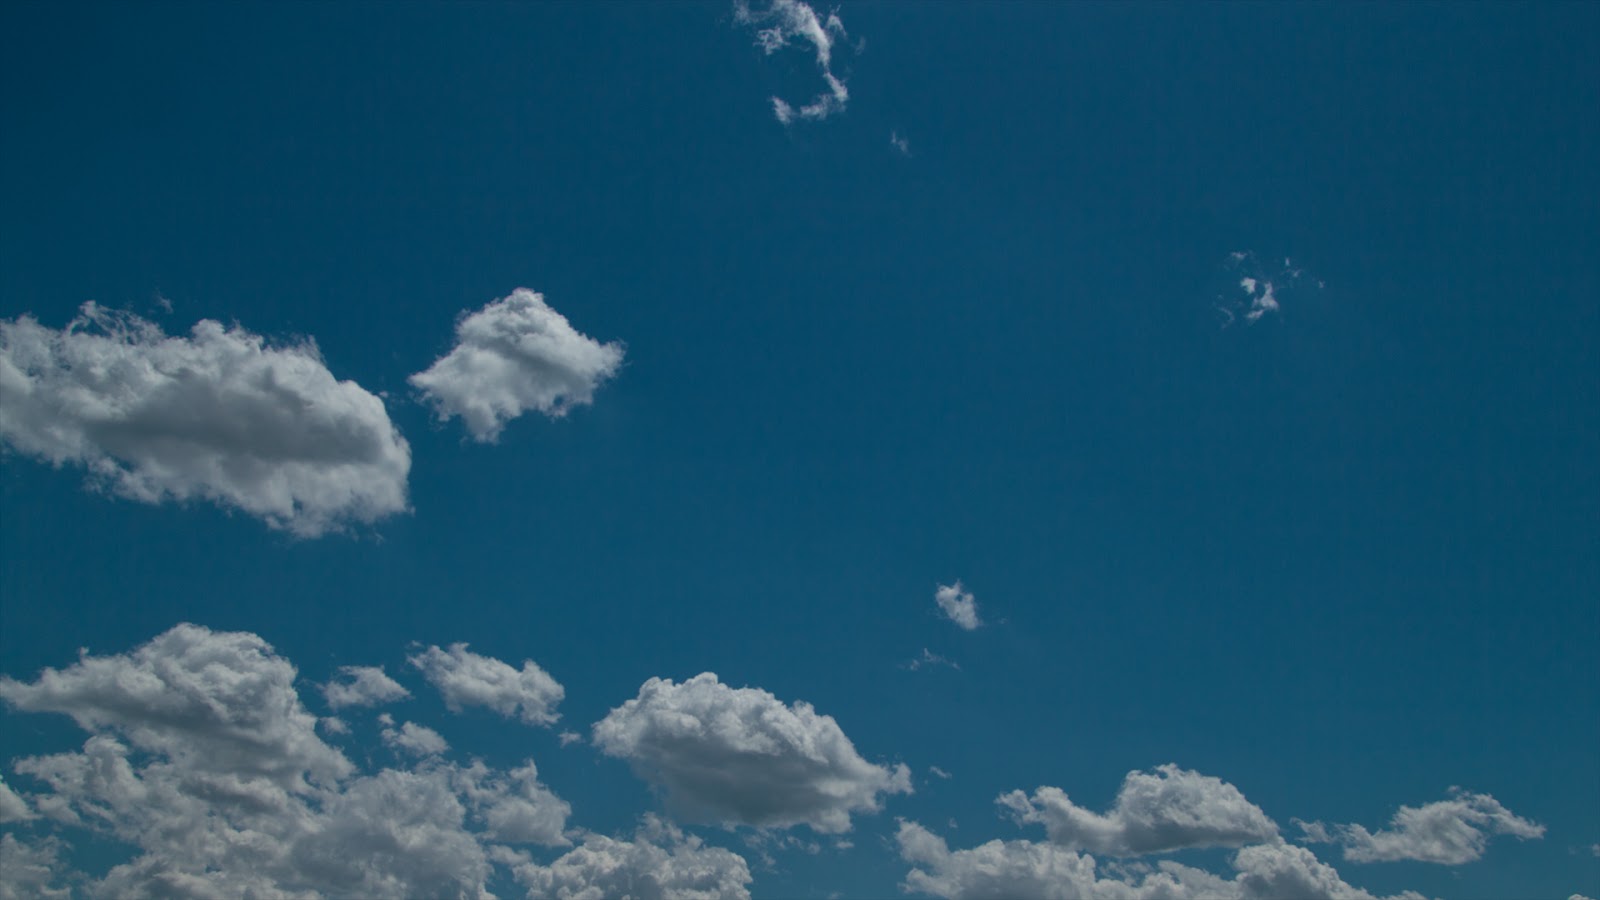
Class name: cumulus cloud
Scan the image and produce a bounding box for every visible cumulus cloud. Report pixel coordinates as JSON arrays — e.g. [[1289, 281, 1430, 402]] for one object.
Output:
[[0, 303, 411, 536], [1215, 252, 1321, 327], [408, 289, 623, 443], [322, 665, 410, 710], [0, 624, 582, 898], [408, 643, 565, 726], [896, 821, 1425, 900], [1295, 788, 1545, 864], [0, 833, 72, 900], [0, 776, 33, 823], [593, 673, 912, 833], [379, 714, 449, 758], [733, 0, 852, 125], [935, 582, 982, 631], [494, 815, 753, 900], [999, 765, 1279, 856]]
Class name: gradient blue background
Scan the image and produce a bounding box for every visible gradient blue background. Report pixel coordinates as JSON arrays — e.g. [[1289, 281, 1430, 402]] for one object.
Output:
[[2, 3, 1596, 897]]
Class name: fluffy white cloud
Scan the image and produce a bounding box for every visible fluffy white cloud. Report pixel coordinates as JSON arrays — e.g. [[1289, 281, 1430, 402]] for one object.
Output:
[[592, 673, 912, 833], [408, 643, 565, 726], [1295, 788, 1545, 864], [494, 815, 753, 900], [896, 821, 1425, 900], [0, 624, 579, 898], [0, 833, 72, 900], [322, 665, 411, 710], [379, 714, 449, 758], [408, 289, 623, 443], [733, 0, 852, 125], [0, 303, 410, 536], [935, 582, 982, 631], [999, 765, 1279, 856]]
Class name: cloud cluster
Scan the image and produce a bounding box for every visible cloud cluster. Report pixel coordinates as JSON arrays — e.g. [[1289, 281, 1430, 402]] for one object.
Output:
[[0, 303, 411, 537], [935, 582, 982, 631], [409, 289, 624, 443], [1295, 788, 1545, 864], [733, 0, 852, 125], [1216, 252, 1320, 326], [0, 625, 695, 899], [408, 642, 565, 726], [593, 672, 912, 833], [998, 765, 1279, 856]]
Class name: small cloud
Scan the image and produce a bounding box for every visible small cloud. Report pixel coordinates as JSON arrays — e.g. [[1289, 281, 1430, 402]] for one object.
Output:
[[903, 648, 960, 672], [890, 131, 912, 156], [1216, 251, 1322, 326], [929, 766, 952, 780], [934, 582, 982, 631], [379, 715, 450, 758], [319, 716, 350, 736], [558, 731, 583, 747], [1295, 788, 1544, 865], [323, 665, 411, 710], [408, 643, 565, 727], [734, 0, 853, 125]]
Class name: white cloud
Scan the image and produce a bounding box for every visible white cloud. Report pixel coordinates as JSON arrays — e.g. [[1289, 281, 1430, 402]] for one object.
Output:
[[408, 289, 623, 443], [935, 582, 982, 631], [905, 648, 960, 672], [891, 131, 912, 156], [0, 624, 577, 898], [896, 821, 1425, 900], [408, 643, 565, 726], [558, 730, 583, 747], [733, 0, 852, 125], [322, 665, 411, 710], [592, 673, 911, 833], [930, 766, 952, 781], [0, 833, 72, 900], [0, 303, 411, 537], [379, 714, 450, 758], [1295, 788, 1545, 864], [494, 815, 753, 900], [1216, 252, 1320, 327], [0, 776, 33, 823], [999, 765, 1279, 856]]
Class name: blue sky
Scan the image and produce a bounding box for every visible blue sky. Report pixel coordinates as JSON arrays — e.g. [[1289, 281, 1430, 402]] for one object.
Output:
[[1, 2, 1596, 898]]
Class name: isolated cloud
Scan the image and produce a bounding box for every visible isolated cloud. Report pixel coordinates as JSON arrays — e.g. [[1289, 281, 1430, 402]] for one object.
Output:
[[904, 648, 960, 672], [408, 643, 565, 726], [409, 289, 623, 443], [322, 665, 411, 710], [379, 714, 449, 758], [935, 582, 982, 631], [1216, 252, 1321, 327], [999, 765, 1279, 856], [494, 815, 753, 900], [891, 131, 912, 156], [1295, 788, 1545, 864], [897, 821, 1425, 900], [733, 0, 852, 125], [0, 303, 411, 536], [593, 673, 912, 833], [0, 624, 583, 897]]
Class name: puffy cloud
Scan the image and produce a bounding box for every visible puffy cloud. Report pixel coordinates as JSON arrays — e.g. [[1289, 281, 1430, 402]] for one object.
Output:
[[593, 673, 911, 833], [494, 815, 753, 900], [0, 303, 410, 537], [408, 289, 623, 443], [408, 643, 565, 726], [733, 0, 852, 125], [896, 821, 1425, 900], [0, 776, 33, 823], [1295, 788, 1545, 864], [999, 765, 1279, 856], [0, 833, 72, 900], [379, 714, 449, 758], [0, 624, 575, 898], [0, 623, 352, 790], [322, 665, 411, 710], [935, 582, 982, 631]]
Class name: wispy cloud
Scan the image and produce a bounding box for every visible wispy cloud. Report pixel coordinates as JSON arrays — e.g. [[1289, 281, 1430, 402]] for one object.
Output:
[[733, 0, 853, 125], [1216, 251, 1322, 326], [904, 648, 961, 672], [1295, 788, 1544, 864], [890, 131, 912, 156]]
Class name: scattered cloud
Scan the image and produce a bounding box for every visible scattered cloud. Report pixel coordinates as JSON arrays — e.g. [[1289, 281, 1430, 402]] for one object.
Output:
[[0, 833, 72, 900], [1295, 788, 1545, 864], [999, 764, 1279, 856], [592, 672, 912, 833], [930, 766, 952, 780], [890, 131, 912, 156], [935, 582, 982, 631], [904, 648, 960, 672], [1216, 251, 1321, 326], [896, 821, 1425, 900], [494, 815, 753, 900], [378, 713, 449, 758], [558, 730, 583, 747], [733, 0, 853, 125], [409, 289, 623, 443], [0, 303, 411, 537], [408, 642, 565, 726], [322, 665, 411, 710]]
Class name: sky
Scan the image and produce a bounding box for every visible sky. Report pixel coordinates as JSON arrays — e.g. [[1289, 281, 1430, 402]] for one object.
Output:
[[0, 2, 1596, 898]]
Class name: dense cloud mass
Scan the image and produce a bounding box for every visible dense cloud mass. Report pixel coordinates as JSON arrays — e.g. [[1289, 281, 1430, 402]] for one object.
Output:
[[733, 0, 851, 124], [934, 582, 981, 631], [593, 673, 912, 833], [0, 625, 722, 899], [999, 765, 1279, 856], [408, 289, 623, 442], [408, 643, 565, 726], [1296, 788, 1545, 864], [0, 303, 411, 536]]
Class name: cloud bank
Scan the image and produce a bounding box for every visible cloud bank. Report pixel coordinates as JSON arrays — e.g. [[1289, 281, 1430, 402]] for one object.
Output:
[[592, 672, 911, 833], [0, 303, 410, 537], [733, 0, 852, 125], [409, 289, 623, 443]]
